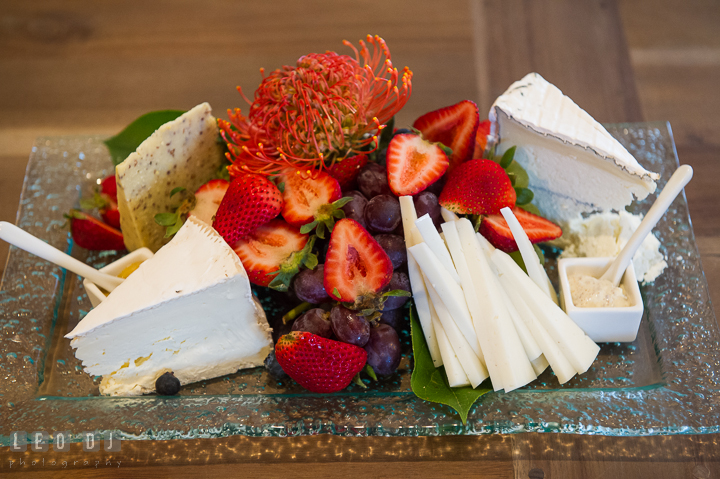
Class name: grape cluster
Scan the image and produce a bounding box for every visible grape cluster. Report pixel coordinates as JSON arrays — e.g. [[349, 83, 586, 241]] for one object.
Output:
[[268, 133, 446, 380]]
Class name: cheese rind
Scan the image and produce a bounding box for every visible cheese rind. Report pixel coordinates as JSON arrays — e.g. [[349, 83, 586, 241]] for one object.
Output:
[[116, 102, 224, 252], [489, 73, 659, 224], [67, 217, 273, 396]]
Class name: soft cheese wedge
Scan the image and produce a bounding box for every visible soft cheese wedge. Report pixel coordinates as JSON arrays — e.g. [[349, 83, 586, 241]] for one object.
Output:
[[66, 217, 273, 396], [116, 102, 225, 252], [489, 73, 659, 224]]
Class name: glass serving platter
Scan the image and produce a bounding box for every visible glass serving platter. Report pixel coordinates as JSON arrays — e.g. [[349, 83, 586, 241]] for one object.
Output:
[[1, 122, 718, 443]]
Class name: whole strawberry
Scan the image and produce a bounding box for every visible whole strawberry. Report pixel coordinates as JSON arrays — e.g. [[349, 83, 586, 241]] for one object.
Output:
[[275, 331, 367, 393], [439, 158, 516, 215], [212, 173, 283, 246], [326, 154, 368, 189]]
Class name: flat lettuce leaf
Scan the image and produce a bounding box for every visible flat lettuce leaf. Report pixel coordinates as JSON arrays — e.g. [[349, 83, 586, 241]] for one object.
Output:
[[105, 110, 185, 166], [410, 306, 491, 424]]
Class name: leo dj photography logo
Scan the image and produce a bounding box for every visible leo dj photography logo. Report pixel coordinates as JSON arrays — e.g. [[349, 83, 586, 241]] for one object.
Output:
[[7, 430, 121, 453]]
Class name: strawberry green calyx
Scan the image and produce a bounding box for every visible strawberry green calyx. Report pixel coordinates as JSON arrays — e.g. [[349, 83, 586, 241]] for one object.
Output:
[[268, 235, 319, 292], [79, 191, 112, 211], [299, 197, 353, 239], [154, 187, 196, 238]]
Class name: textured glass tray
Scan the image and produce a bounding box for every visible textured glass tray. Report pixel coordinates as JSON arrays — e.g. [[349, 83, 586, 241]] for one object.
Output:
[[1, 122, 718, 442]]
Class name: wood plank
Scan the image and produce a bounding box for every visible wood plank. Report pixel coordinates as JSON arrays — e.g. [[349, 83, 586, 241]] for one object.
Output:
[[473, 0, 643, 123]]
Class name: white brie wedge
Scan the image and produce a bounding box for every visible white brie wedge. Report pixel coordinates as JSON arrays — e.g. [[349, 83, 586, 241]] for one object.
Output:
[[489, 73, 659, 224], [66, 217, 273, 396]]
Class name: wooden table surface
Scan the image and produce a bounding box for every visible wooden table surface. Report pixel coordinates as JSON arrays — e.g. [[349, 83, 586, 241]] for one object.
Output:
[[1, 0, 719, 477]]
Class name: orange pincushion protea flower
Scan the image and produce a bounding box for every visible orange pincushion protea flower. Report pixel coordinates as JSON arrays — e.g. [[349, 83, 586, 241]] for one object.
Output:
[[219, 35, 413, 177]]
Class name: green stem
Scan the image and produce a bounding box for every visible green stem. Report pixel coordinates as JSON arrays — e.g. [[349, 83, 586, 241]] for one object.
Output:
[[282, 301, 313, 324]]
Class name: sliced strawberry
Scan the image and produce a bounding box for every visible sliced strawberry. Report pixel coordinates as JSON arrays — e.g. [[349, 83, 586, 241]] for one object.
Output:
[[439, 158, 516, 215], [324, 218, 393, 302], [212, 173, 283, 246], [232, 219, 309, 287], [65, 209, 125, 251], [101, 203, 121, 230], [327, 154, 368, 189], [79, 190, 120, 230], [385, 134, 449, 196], [188, 179, 229, 225], [413, 100, 479, 172], [479, 206, 562, 253], [278, 168, 342, 227], [472, 119, 492, 159], [100, 175, 117, 201], [275, 331, 367, 393]]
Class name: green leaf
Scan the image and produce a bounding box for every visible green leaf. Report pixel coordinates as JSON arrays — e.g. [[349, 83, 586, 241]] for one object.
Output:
[[499, 146, 516, 169], [332, 197, 354, 209], [534, 244, 546, 265], [518, 203, 542, 216], [332, 288, 341, 300], [104, 110, 185, 166], [154, 212, 179, 226], [304, 252, 319, 270], [170, 186, 186, 198], [515, 187, 534, 205], [410, 307, 491, 425], [315, 221, 326, 240], [165, 216, 185, 238], [508, 250, 527, 274], [383, 289, 412, 297], [364, 364, 378, 381], [277, 182, 285, 194], [300, 221, 318, 235], [505, 158, 529, 189]]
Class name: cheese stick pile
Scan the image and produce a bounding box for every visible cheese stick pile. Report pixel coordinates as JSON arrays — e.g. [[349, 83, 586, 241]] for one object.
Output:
[[400, 197, 600, 392]]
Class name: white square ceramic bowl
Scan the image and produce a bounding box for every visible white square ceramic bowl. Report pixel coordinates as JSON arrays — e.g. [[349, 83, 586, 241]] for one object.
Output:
[[83, 247, 154, 308], [558, 257, 644, 343]]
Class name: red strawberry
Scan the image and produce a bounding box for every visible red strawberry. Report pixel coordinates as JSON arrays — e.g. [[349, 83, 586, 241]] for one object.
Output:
[[189, 179, 229, 225], [101, 202, 121, 230], [327, 154, 368, 189], [413, 100, 479, 172], [212, 173, 283, 246], [100, 175, 117, 201], [278, 168, 342, 227], [479, 207, 562, 253], [324, 218, 393, 302], [79, 189, 120, 229], [233, 219, 309, 287], [439, 158, 516, 215], [386, 133, 449, 196], [275, 331, 367, 393], [472, 119, 492, 159], [65, 210, 125, 251]]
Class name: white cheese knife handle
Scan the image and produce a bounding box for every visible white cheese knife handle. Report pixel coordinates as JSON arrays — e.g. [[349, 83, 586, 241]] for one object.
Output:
[[600, 165, 693, 286], [0, 221, 124, 292]]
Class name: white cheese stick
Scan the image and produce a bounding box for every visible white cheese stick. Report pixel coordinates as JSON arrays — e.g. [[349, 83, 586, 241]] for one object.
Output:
[[430, 300, 470, 387], [440, 221, 487, 366], [409, 243, 482, 358], [426, 279, 489, 387], [531, 354, 550, 376], [476, 232, 496, 257], [492, 249, 600, 374], [495, 271, 577, 383], [498, 286, 543, 363], [399, 196, 442, 366], [415, 214, 461, 284], [499, 207, 558, 304], [440, 207, 460, 223], [456, 219, 537, 392]]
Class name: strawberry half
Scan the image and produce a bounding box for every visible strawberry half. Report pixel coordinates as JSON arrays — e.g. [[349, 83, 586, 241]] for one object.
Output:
[[413, 100, 479, 172], [233, 219, 309, 287], [472, 119, 492, 159], [65, 210, 125, 251], [439, 158, 516, 215], [279, 168, 342, 225], [327, 154, 368, 189], [189, 179, 229, 225], [275, 331, 367, 393], [479, 206, 562, 253], [324, 218, 393, 302], [79, 189, 120, 230], [386, 133, 449, 196], [212, 173, 283, 246], [101, 175, 118, 201]]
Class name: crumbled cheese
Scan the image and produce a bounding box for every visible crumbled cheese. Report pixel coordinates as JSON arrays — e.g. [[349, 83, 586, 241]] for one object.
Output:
[[557, 210, 667, 284]]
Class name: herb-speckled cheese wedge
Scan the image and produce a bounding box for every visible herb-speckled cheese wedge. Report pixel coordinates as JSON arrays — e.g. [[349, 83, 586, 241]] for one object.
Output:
[[116, 102, 224, 252]]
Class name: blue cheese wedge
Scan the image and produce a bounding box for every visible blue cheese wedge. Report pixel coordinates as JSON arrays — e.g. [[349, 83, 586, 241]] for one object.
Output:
[[116, 102, 224, 252], [489, 73, 659, 224], [66, 217, 272, 396]]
